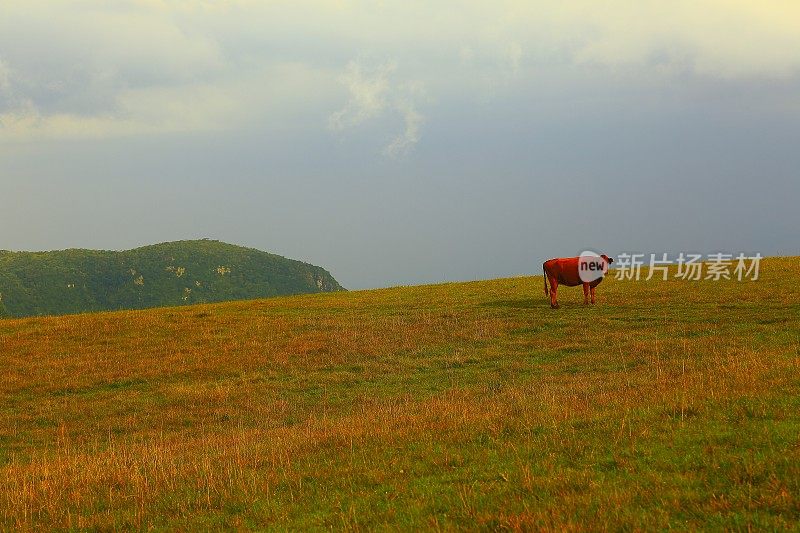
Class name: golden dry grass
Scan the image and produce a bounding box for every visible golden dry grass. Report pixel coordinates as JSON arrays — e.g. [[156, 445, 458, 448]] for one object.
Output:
[[1, 258, 799, 530]]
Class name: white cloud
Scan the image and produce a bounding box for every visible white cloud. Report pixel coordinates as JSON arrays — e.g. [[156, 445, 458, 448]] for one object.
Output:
[[328, 61, 395, 131], [384, 100, 424, 158], [330, 60, 426, 157]]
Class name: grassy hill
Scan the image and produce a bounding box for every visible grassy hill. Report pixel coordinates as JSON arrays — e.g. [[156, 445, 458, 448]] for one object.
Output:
[[0, 240, 343, 318], [1, 257, 798, 530]]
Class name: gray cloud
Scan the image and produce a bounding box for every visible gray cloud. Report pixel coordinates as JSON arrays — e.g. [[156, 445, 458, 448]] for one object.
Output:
[[4, 1, 797, 145], [0, 60, 10, 93]]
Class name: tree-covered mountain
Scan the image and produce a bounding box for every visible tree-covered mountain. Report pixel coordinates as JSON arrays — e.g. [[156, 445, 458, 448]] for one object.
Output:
[[0, 240, 343, 318]]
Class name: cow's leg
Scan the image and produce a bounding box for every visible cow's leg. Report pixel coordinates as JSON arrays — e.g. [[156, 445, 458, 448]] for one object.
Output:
[[582, 282, 590, 305], [549, 278, 559, 309], [590, 286, 596, 304]]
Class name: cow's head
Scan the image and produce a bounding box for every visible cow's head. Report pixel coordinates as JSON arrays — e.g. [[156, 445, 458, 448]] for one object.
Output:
[[601, 254, 614, 265]]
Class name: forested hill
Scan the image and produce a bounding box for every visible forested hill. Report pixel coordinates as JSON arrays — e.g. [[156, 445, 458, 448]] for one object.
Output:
[[0, 240, 343, 318]]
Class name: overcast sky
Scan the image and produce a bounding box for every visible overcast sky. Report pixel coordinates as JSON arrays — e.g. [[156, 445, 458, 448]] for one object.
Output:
[[1, 1, 799, 289]]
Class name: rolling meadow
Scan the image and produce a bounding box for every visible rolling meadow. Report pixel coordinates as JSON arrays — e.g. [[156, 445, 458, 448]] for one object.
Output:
[[1, 257, 799, 530]]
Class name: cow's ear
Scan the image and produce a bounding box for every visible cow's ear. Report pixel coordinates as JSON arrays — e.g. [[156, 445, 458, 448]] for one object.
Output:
[[607, 257, 614, 264]]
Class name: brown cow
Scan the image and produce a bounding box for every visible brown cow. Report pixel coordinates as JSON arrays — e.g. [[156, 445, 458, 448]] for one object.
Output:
[[543, 254, 614, 309]]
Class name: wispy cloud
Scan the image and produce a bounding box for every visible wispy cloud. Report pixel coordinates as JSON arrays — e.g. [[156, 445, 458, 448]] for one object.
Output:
[[330, 60, 425, 157], [383, 82, 425, 158], [328, 60, 395, 131]]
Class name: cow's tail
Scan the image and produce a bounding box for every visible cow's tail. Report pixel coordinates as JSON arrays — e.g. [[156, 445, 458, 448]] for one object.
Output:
[[543, 263, 549, 296]]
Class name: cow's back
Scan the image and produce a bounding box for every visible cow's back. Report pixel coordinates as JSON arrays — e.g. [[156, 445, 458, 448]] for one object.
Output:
[[544, 257, 583, 287]]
